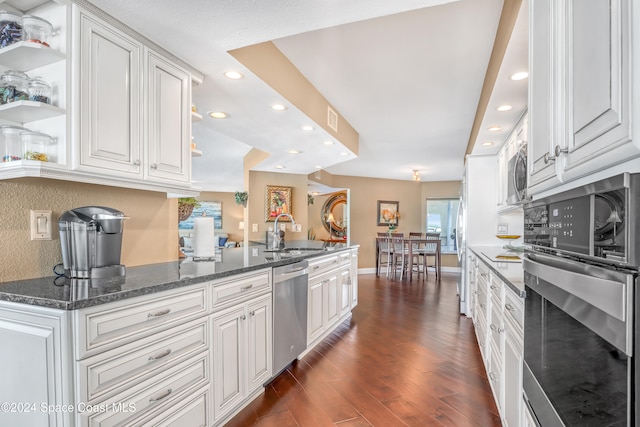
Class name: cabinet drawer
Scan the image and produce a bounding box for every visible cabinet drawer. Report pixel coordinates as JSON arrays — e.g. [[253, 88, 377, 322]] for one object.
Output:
[[75, 286, 207, 359], [339, 251, 351, 264], [504, 288, 524, 334], [137, 386, 209, 427], [77, 318, 208, 404], [211, 269, 271, 308], [308, 254, 340, 277], [81, 354, 209, 427]]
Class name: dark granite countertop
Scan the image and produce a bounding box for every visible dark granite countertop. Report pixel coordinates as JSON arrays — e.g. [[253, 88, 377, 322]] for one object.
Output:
[[0, 241, 354, 311], [469, 245, 525, 298]]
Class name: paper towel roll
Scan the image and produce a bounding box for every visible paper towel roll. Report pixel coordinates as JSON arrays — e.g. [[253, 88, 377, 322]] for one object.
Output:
[[193, 217, 215, 259]]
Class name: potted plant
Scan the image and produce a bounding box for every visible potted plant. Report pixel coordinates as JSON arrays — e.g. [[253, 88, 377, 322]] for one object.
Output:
[[307, 193, 314, 205], [235, 191, 248, 207], [178, 197, 200, 222]]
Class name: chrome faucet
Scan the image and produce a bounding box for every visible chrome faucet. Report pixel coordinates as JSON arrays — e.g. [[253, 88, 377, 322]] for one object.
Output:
[[273, 213, 295, 249]]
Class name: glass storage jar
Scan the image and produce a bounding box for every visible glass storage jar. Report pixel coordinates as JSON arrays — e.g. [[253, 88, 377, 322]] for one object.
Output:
[[21, 15, 52, 47], [0, 70, 29, 104], [21, 131, 55, 162], [0, 11, 22, 48], [1, 125, 29, 162], [28, 76, 51, 104]]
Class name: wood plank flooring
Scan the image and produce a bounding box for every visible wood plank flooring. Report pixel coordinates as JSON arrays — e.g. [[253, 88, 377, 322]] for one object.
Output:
[[225, 272, 501, 426]]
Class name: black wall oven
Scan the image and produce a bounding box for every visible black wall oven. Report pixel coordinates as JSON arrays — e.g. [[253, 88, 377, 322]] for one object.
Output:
[[523, 173, 640, 426]]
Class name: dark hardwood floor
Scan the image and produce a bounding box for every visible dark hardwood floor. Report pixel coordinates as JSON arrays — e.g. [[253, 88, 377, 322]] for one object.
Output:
[[225, 272, 501, 426]]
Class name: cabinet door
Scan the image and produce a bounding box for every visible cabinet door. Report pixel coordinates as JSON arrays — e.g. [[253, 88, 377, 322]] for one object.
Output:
[[78, 10, 142, 175], [307, 278, 324, 344], [212, 306, 245, 422], [246, 295, 272, 394], [339, 267, 350, 318], [325, 273, 340, 328], [504, 322, 523, 427], [528, 0, 560, 192], [350, 250, 358, 308], [146, 50, 190, 183], [562, 0, 637, 180]]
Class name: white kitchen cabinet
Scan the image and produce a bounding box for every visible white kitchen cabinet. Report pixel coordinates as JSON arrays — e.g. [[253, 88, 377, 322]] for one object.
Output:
[[349, 248, 359, 308], [0, 303, 73, 427], [504, 315, 523, 427], [528, 0, 640, 196], [339, 267, 351, 318], [145, 49, 191, 184], [307, 276, 325, 344], [77, 7, 143, 176], [211, 293, 272, 424]]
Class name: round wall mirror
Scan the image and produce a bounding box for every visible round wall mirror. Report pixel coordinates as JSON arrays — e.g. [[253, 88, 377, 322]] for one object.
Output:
[[321, 192, 347, 237]]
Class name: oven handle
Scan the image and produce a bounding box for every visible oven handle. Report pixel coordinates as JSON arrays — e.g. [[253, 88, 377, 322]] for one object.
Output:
[[523, 252, 629, 322]]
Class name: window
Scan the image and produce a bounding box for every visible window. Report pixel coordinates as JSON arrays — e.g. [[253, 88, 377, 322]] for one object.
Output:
[[426, 198, 459, 253]]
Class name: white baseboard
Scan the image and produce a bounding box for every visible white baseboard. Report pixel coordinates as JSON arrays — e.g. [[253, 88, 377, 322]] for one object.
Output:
[[358, 266, 461, 275]]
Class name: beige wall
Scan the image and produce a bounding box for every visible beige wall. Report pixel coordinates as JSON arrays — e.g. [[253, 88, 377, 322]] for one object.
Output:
[[247, 171, 309, 242], [0, 178, 177, 282], [195, 191, 244, 243]]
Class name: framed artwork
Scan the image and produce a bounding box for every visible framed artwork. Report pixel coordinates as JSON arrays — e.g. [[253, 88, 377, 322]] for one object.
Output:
[[265, 185, 293, 221], [178, 201, 222, 230], [377, 200, 399, 226]]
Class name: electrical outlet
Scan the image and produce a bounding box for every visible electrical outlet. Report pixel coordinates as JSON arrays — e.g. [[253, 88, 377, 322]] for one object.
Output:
[[268, 226, 273, 232], [252, 223, 258, 232], [292, 224, 302, 232], [30, 210, 52, 240], [279, 223, 286, 231], [497, 224, 508, 234]]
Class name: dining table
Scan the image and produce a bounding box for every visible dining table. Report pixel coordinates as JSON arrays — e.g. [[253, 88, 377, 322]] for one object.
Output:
[[375, 236, 441, 280]]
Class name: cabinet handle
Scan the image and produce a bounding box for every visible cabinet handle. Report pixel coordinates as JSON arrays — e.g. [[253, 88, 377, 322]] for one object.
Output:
[[148, 308, 171, 318], [505, 303, 515, 311], [148, 349, 172, 361], [489, 372, 497, 381], [241, 314, 247, 320], [149, 388, 172, 402], [480, 303, 486, 309], [555, 145, 568, 157], [490, 285, 497, 290], [333, 259, 338, 264], [312, 265, 320, 271], [150, 163, 158, 169], [250, 311, 256, 316], [133, 159, 141, 166], [241, 284, 253, 291], [490, 324, 497, 331]]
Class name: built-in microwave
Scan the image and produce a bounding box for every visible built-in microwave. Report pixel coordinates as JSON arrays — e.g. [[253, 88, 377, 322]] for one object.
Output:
[[506, 143, 527, 205]]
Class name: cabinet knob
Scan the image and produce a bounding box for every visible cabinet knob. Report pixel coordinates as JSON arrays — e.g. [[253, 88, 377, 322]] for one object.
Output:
[[489, 372, 497, 381], [250, 311, 256, 316], [505, 303, 515, 311], [241, 314, 247, 320], [151, 163, 158, 169], [555, 145, 568, 157], [133, 160, 141, 166]]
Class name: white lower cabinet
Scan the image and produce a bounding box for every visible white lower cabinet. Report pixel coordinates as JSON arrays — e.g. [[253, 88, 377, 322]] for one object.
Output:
[[472, 255, 524, 426], [349, 249, 359, 308]]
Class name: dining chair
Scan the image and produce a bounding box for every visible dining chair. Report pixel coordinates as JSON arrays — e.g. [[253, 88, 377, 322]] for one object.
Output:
[[376, 235, 392, 276], [389, 236, 408, 279], [409, 232, 423, 237], [422, 232, 441, 277]]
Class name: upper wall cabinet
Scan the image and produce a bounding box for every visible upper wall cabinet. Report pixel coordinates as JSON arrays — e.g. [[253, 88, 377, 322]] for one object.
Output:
[[528, 0, 640, 197]]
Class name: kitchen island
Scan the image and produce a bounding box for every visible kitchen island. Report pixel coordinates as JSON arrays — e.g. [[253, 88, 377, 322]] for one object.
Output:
[[0, 243, 358, 427]]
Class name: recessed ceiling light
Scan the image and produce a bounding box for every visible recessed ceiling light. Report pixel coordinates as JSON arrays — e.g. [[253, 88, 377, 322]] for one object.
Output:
[[287, 149, 301, 154], [312, 192, 320, 196], [496, 105, 512, 112], [340, 152, 348, 156], [271, 104, 286, 111], [209, 111, 227, 119], [510, 71, 529, 81], [323, 141, 334, 145], [224, 71, 243, 80], [274, 165, 285, 169], [482, 141, 494, 146], [301, 125, 314, 131], [488, 126, 501, 132], [315, 165, 322, 169]]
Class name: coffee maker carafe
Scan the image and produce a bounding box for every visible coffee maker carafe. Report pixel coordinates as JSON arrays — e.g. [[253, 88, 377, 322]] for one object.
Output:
[[58, 206, 126, 279]]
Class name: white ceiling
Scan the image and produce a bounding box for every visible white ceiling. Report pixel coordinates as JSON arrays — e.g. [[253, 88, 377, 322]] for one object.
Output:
[[87, 0, 527, 192]]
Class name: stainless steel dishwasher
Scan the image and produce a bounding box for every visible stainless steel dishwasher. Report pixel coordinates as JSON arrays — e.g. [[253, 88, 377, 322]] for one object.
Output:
[[272, 260, 309, 378]]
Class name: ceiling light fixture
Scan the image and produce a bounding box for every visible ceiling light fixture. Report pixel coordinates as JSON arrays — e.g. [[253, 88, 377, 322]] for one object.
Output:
[[509, 71, 529, 81], [209, 111, 227, 119], [274, 165, 285, 169], [301, 125, 314, 131], [315, 165, 322, 169], [482, 141, 494, 146], [488, 126, 502, 132], [323, 140, 334, 145], [271, 104, 286, 111], [496, 104, 512, 111], [224, 71, 243, 80], [340, 152, 348, 156], [412, 170, 421, 181], [287, 149, 301, 154]]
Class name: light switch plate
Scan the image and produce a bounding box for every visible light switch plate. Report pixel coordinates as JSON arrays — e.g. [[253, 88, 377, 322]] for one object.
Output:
[[252, 223, 258, 232], [292, 224, 302, 232], [279, 223, 286, 231], [30, 210, 52, 240], [497, 224, 508, 234]]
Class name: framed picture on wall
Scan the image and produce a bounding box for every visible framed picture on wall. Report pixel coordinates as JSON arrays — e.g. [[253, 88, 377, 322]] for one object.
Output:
[[377, 200, 399, 226], [179, 201, 222, 230], [265, 185, 293, 221]]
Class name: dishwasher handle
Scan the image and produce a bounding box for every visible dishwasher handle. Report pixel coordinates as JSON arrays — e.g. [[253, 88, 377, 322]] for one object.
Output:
[[273, 261, 309, 283]]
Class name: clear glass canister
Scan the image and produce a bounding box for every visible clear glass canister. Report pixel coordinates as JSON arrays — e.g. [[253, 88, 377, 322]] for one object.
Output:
[[21, 15, 52, 47], [0, 70, 29, 104], [0, 11, 22, 48], [21, 131, 55, 162], [1, 125, 29, 162], [28, 76, 51, 104]]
